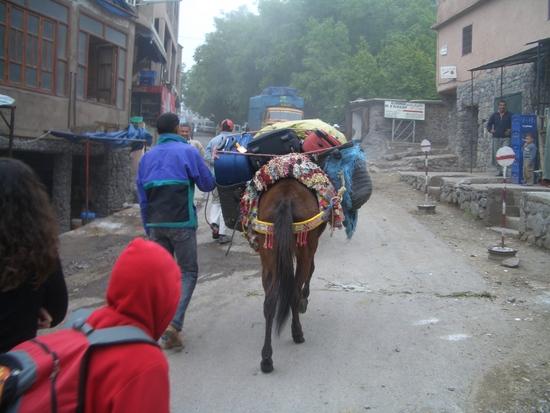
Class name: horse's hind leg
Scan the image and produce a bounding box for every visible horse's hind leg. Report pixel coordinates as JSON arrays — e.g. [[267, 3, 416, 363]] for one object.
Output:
[[292, 252, 310, 343], [261, 285, 277, 373], [291, 302, 305, 344], [299, 225, 324, 313], [299, 259, 314, 314]]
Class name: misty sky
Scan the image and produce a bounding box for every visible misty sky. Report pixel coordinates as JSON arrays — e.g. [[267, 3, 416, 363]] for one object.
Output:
[[178, 0, 258, 68]]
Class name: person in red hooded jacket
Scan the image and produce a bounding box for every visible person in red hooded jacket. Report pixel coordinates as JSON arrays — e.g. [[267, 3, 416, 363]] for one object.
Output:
[[82, 237, 181, 413]]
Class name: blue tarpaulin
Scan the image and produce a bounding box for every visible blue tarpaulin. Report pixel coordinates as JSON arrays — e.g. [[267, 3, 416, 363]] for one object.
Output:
[[95, 0, 136, 18], [50, 124, 152, 148]]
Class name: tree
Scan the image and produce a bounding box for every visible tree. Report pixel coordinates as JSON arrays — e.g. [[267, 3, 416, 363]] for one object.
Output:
[[183, 0, 438, 123]]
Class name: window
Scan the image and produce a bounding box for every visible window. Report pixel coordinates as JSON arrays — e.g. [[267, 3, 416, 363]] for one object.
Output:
[[0, 1, 68, 95], [462, 24, 472, 56], [78, 14, 127, 108], [87, 36, 115, 104], [154, 18, 160, 35]]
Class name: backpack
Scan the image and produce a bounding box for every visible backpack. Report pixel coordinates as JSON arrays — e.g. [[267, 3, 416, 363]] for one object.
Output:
[[0, 309, 157, 413]]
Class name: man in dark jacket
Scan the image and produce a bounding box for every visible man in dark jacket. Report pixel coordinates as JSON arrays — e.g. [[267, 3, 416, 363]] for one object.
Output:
[[137, 113, 216, 350], [487, 100, 512, 175]]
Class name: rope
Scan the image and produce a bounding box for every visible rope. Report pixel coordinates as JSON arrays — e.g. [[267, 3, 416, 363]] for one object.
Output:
[[217, 144, 340, 158], [330, 171, 347, 237], [0, 130, 51, 145]]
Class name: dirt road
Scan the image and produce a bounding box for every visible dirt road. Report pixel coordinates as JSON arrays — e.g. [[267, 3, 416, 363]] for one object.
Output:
[[59, 171, 550, 412]]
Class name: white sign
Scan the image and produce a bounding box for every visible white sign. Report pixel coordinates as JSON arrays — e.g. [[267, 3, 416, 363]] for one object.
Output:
[[496, 146, 515, 167], [384, 101, 425, 121], [420, 139, 432, 153], [440, 66, 457, 79], [440, 45, 448, 56]]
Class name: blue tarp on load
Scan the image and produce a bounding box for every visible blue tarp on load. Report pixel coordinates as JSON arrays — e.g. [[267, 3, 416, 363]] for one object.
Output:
[[50, 124, 152, 147]]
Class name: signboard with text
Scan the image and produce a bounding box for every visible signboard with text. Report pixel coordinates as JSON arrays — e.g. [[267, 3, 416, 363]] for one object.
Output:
[[384, 101, 425, 121]]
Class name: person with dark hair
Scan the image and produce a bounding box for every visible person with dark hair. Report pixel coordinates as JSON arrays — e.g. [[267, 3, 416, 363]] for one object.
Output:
[[205, 119, 235, 244], [137, 112, 215, 350], [179, 120, 205, 158], [0, 158, 68, 353], [487, 100, 512, 176]]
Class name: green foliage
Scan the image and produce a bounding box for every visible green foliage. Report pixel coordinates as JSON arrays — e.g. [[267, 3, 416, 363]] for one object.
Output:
[[183, 0, 437, 124]]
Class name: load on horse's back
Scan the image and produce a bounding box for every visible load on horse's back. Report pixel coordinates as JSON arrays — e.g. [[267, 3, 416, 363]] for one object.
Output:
[[213, 119, 372, 373]]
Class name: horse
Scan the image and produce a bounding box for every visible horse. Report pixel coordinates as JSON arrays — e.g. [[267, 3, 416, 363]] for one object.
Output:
[[255, 178, 327, 373]]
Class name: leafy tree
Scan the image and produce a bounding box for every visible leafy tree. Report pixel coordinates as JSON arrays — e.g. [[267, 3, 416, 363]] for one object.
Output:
[[183, 0, 438, 123]]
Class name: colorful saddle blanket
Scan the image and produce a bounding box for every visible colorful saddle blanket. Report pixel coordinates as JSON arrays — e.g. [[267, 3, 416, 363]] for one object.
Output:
[[240, 153, 343, 249]]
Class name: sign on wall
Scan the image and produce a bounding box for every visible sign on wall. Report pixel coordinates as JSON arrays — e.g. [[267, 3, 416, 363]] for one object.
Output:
[[440, 66, 457, 79], [384, 101, 425, 121]]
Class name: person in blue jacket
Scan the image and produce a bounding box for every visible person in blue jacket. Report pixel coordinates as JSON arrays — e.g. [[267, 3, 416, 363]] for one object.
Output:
[[137, 112, 215, 350]]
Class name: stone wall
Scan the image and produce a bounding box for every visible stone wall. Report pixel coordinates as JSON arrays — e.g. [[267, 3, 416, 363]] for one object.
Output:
[[455, 63, 537, 171], [51, 153, 73, 232], [92, 148, 133, 217], [520, 192, 550, 250], [1, 137, 132, 231], [348, 99, 451, 160]]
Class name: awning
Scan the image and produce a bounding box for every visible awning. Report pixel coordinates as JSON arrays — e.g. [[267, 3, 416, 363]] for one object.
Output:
[[135, 23, 167, 64], [0, 94, 15, 107], [50, 124, 152, 148], [470, 38, 550, 72]]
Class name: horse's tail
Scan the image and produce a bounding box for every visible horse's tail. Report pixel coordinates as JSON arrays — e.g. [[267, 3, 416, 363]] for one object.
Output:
[[274, 198, 295, 335]]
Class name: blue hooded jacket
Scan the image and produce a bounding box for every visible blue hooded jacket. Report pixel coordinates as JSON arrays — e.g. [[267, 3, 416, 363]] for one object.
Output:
[[136, 134, 215, 231]]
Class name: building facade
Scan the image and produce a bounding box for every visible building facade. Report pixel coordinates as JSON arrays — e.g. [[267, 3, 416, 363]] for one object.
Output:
[[433, 0, 550, 170], [131, 1, 181, 128], [0, 0, 183, 231]]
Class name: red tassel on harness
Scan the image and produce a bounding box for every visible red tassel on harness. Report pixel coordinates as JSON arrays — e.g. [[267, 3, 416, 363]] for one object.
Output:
[[264, 232, 274, 250], [296, 230, 308, 247]]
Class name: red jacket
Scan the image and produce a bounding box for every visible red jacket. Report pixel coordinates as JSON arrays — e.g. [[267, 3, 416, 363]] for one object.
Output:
[[83, 238, 181, 413]]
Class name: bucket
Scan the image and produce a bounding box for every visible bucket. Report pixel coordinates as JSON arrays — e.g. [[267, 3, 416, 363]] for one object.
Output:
[[80, 211, 96, 222], [217, 182, 247, 231]]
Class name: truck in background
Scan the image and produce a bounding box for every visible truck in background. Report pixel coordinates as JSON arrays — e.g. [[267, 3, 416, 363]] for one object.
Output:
[[247, 87, 304, 132]]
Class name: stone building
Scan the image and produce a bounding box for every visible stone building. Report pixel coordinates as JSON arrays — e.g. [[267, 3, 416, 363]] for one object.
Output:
[[345, 98, 450, 160], [433, 0, 550, 171], [0, 0, 182, 231]]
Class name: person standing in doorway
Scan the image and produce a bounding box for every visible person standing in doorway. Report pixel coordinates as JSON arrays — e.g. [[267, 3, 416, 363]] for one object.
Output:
[[487, 100, 512, 176], [137, 113, 215, 350], [205, 119, 235, 244]]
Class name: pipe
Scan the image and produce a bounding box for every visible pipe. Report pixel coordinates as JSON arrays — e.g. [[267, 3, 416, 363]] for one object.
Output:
[[7, 107, 14, 157], [500, 66, 503, 98], [85, 139, 90, 221], [73, 72, 77, 128], [67, 71, 72, 129], [470, 71, 474, 174]]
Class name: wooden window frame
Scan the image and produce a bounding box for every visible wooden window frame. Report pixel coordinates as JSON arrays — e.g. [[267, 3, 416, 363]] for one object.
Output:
[[0, 1, 68, 96], [462, 24, 472, 56], [78, 12, 127, 109]]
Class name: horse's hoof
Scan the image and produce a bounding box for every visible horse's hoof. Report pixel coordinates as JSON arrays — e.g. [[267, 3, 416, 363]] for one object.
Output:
[[293, 335, 305, 344], [299, 298, 308, 313], [261, 359, 274, 373]]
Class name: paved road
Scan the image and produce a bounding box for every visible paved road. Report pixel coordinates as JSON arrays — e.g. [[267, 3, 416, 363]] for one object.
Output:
[[167, 186, 530, 413]]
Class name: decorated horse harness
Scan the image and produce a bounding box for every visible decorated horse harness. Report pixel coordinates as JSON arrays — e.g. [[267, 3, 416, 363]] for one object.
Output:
[[240, 153, 345, 250]]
